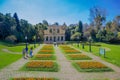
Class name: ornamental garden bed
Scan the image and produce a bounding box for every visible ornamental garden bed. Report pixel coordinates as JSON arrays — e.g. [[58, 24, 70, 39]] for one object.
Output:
[[38, 50, 55, 54], [67, 54, 92, 60], [10, 77, 58, 80], [38, 45, 54, 54], [21, 61, 59, 72], [73, 61, 113, 72], [59, 45, 81, 54], [32, 54, 56, 60], [63, 50, 81, 54], [59, 45, 75, 50], [41, 45, 54, 50]]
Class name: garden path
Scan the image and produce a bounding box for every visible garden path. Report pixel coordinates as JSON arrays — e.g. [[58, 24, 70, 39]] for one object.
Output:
[[0, 45, 120, 80], [2, 48, 21, 54]]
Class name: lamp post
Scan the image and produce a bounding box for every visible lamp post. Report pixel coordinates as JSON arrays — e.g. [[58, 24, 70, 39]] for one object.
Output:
[[34, 36, 36, 48], [38, 36, 40, 45], [89, 36, 92, 52], [81, 41, 84, 49], [25, 36, 28, 48], [77, 36, 79, 47]]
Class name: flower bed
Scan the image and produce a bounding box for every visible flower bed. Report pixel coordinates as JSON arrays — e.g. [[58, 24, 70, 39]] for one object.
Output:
[[41, 45, 54, 50], [38, 50, 54, 54], [38, 45, 54, 54], [32, 54, 56, 60], [21, 61, 59, 72], [64, 50, 80, 53], [59, 45, 75, 50], [73, 61, 113, 72], [11, 77, 58, 80], [59, 45, 81, 54], [67, 54, 92, 60]]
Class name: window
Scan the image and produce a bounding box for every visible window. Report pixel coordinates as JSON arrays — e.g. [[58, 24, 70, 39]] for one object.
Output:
[[58, 36, 60, 41], [50, 36, 52, 41], [46, 36, 48, 41], [57, 29, 59, 33], [61, 36, 63, 41], [54, 36, 56, 42], [49, 29, 52, 33]]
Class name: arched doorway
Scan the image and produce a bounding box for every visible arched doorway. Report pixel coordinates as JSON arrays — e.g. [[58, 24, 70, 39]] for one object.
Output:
[[54, 36, 56, 42]]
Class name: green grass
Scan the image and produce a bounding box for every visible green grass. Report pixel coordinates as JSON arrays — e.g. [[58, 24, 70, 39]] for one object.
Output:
[[0, 51, 22, 70], [72, 43, 120, 67], [0, 41, 40, 70], [0, 41, 39, 52], [72, 62, 113, 72], [7, 44, 39, 52]]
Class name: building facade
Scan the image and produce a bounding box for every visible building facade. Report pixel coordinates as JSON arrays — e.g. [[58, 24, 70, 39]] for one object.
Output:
[[44, 25, 65, 44]]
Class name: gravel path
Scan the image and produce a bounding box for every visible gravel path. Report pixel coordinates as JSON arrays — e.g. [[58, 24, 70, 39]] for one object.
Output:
[[2, 49, 21, 54], [0, 45, 120, 80]]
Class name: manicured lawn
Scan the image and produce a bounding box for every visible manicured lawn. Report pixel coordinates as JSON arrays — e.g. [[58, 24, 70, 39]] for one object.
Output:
[[0, 41, 39, 52], [0, 42, 23, 70], [0, 41, 39, 70], [73, 43, 120, 67], [7, 44, 38, 52], [0, 51, 22, 70]]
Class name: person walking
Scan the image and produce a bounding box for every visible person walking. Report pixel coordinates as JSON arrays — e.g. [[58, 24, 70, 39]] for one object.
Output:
[[22, 48, 26, 59], [25, 47, 29, 58], [29, 47, 33, 57]]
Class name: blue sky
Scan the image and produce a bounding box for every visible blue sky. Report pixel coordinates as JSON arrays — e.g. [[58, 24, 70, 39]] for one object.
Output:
[[0, 0, 120, 25]]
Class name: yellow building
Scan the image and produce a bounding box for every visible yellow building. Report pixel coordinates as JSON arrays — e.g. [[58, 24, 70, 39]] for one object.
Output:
[[44, 25, 65, 44]]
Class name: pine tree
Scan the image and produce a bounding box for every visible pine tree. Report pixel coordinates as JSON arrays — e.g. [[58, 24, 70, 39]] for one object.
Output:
[[13, 12, 21, 32]]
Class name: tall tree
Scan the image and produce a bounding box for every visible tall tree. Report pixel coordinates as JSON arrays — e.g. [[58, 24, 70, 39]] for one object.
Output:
[[106, 21, 112, 32], [89, 6, 106, 32], [78, 21, 83, 33], [13, 12, 22, 42], [75, 21, 83, 40], [113, 15, 120, 32], [13, 12, 21, 32]]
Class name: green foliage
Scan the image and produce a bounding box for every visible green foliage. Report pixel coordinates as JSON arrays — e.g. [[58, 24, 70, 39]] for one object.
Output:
[[105, 31, 115, 41], [5, 35, 17, 43], [117, 32, 120, 40], [71, 32, 81, 41], [0, 12, 48, 43], [89, 6, 106, 32]]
